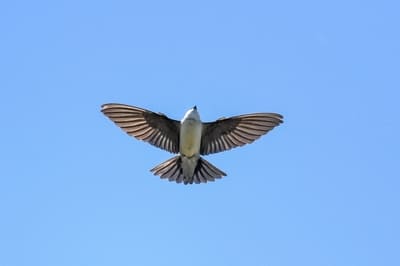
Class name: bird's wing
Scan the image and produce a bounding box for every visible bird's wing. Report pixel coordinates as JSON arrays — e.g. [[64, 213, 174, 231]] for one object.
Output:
[[200, 113, 283, 155], [101, 103, 180, 153]]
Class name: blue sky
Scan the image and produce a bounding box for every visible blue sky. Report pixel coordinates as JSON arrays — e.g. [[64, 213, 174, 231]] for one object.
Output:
[[1, 1, 399, 265]]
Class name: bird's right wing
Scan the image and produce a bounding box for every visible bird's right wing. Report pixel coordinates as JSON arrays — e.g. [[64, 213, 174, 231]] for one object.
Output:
[[101, 103, 180, 153], [200, 113, 283, 155]]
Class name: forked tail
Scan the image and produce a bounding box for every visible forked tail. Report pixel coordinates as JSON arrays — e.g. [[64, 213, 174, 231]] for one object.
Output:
[[150, 156, 226, 185]]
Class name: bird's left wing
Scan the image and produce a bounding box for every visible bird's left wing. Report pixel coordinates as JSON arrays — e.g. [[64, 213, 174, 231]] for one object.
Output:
[[200, 113, 283, 155], [101, 103, 180, 153]]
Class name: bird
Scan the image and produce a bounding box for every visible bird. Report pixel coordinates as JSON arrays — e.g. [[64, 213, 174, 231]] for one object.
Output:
[[101, 103, 283, 185]]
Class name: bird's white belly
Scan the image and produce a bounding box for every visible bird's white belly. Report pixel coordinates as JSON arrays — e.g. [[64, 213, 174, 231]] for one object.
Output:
[[180, 120, 202, 157]]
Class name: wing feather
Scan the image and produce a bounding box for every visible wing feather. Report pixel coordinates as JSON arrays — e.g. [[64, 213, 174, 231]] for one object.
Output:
[[200, 113, 283, 155], [101, 103, 180, 153]]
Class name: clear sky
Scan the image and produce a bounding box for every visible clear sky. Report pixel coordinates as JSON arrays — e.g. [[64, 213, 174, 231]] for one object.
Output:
[[1, 1, 399, 265]]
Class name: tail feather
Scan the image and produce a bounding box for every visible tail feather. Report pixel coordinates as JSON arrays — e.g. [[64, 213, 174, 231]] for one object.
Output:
[[150, 156, 182, 181], [150, 156, 226, 185], [193, 158, 226, 184]]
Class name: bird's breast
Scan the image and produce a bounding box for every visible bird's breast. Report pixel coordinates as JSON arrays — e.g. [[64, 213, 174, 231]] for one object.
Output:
[[180, 119, 202, 157]]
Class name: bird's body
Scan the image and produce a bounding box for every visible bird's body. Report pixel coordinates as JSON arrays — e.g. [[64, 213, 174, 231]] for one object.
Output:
[[101, 104, 283, 185], [179, 108, 202, 157], [179, 110, 202, 179]]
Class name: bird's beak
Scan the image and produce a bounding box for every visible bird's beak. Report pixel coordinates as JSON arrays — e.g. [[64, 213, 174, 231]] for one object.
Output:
[[193, 105, 197, 110]]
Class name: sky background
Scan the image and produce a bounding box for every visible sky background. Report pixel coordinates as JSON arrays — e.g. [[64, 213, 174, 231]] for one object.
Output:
[[1, 1, 399, 265]]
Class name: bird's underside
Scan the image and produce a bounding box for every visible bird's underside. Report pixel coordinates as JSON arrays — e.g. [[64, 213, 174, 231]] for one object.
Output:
[[101, 103, 283, 185]]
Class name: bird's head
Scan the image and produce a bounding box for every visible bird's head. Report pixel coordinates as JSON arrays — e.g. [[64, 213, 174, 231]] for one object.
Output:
[[182, 105, 200, 122]]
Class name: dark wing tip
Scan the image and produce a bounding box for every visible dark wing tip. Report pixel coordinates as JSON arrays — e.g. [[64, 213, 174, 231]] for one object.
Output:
[[101, 103, 124, 113], [101, 103, 136, 110], [248, 112, 284, 119], [249, 112, 284, 125], [101, 103, 120, 109], [100, 103, 109, 111], [271, 113, 284, 121]]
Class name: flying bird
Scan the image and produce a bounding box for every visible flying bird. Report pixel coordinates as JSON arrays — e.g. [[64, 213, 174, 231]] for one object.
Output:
[[101, 104, 283, 185]]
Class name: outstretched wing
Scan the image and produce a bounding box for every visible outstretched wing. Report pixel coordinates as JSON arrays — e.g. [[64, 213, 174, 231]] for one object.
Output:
[[101, 103, 180, 153], [200, 113, 283, 155]]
